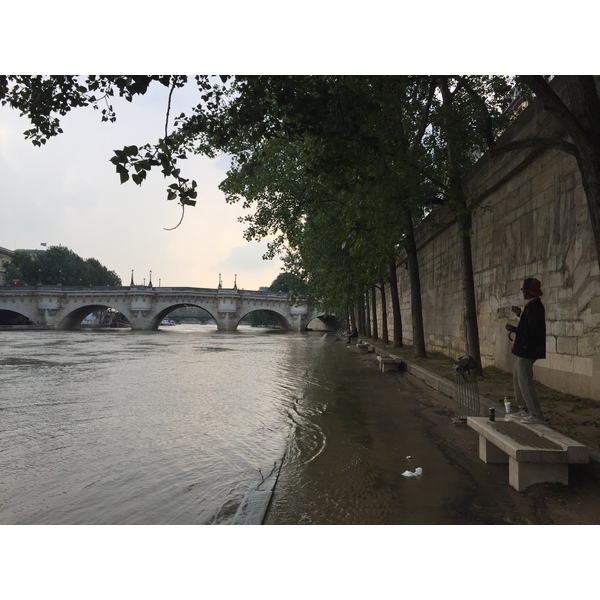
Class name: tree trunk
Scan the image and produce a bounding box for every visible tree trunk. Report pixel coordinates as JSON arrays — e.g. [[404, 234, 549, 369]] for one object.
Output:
[[389, 258, 403, 347], [370, 284, 378, 341], [357, 301, 365, 336], [458, 213, 483, 375], [520, 75, 600, 270], [365, 289, 372, 338], [577, 150, 600, 268], [379, 280, 389, 345], [403, 207, 427, 358], [438, 77, 484, 375], [564, 76, 600, 268]]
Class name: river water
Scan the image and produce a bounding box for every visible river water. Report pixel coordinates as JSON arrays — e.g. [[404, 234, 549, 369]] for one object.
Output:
[[0, 325, 329, 525], [1, 323, 517, 526]]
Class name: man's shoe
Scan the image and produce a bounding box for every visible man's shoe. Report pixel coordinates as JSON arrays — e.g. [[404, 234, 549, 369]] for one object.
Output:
[[521, 415, 543, 424], [515, 410, 529, 417]]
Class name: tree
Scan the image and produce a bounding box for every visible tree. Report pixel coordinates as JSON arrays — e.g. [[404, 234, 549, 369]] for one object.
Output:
[[0, 75, 209, 213], [269, 272, 307, 295], [494, 76, 600, 268], [422, 76, 516, 373], [8, 245, 121, 286], [217, 76, 438, 351]]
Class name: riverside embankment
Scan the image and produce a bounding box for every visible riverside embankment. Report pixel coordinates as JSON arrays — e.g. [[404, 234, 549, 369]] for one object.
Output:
[[263, 337, 600, 525]]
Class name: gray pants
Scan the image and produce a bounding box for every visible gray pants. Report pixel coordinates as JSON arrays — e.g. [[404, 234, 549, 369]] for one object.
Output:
[[513, 356, 544, 419]]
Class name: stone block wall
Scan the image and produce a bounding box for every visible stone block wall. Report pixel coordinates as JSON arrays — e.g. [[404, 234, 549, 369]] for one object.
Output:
[[374, 77, 600, 401]]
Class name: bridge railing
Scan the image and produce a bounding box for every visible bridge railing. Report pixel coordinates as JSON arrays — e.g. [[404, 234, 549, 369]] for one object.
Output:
[[0, 284, 291, 299]]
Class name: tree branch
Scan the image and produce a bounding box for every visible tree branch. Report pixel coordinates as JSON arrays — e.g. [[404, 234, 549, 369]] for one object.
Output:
[[164, 204, 186, 231], [518, 75, 591, 148], [165, 77, 177, 139], [414, 79, 436, 145], [459, 76, 496, 149]]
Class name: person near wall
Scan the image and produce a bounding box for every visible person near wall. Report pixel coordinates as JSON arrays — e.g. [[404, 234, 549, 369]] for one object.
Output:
[[505, 277, 546, 424], [347, 327, 358, 344]]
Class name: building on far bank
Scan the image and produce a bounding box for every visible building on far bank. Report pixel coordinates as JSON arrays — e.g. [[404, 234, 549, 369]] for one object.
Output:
[[0, 246, 47, 285], [0, 246, 14, 286]]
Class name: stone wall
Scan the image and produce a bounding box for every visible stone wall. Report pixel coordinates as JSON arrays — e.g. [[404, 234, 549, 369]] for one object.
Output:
[[374, 77, 600, 401]]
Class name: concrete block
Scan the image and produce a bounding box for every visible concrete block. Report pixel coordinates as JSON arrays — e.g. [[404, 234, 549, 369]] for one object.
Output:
[[508, 458, 569, 491], [548, 352, 573, 373], [546, 338, 557, 354], [467, 417, 589, 491], [405, 362, 454, 397], [547, 303, 578, 321], [577, 332, 600, 354], [479, 437, 509, 464], [557, 336, 578, 355], [549, 320, 583, 338], [377, 356, 403, 373]]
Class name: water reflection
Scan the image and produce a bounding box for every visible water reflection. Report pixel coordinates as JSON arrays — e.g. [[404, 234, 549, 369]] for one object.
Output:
[[0, 326, 324, 524]]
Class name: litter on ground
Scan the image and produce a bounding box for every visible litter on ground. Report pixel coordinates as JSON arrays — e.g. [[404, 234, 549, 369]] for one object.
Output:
[[401, 467, 423, 477]]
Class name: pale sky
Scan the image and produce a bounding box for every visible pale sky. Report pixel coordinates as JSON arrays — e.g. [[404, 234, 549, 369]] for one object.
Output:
[[1, 6, 583, 292], [0, 81, 284, 290]]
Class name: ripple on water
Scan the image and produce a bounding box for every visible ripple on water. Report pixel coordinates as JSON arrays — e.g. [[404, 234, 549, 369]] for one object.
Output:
[[0, 327, 327, 524]]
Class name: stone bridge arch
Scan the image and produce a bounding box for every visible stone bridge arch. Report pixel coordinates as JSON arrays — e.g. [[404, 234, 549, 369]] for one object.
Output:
[[237, 306, 293, 330], [0, 286, 322, 332], [0, 307, 36, 326], [150, 302, 218, 330], [57, 303, 131, 330]]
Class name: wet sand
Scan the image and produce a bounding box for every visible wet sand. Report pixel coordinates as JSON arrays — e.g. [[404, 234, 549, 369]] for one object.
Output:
[[264, 338, 600, 525]]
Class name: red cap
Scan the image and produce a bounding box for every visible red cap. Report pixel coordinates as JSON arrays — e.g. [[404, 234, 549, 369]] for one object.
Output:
[[523, 278, 543, 297]]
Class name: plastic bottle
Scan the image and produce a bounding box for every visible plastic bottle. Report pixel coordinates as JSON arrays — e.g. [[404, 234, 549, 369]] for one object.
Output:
[[504, 396, 512, 422]]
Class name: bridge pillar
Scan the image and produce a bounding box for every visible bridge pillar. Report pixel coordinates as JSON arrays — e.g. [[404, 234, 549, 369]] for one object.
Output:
[[216, 312, 238, 331], [214, 292, 240, 331], [127, 314, 155, 330], [36, 292, 63, 329], [288, 304, 310, 331]]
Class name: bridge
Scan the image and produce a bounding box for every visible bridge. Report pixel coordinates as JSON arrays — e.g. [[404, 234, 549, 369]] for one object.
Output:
[[0, 285, 325, 331]]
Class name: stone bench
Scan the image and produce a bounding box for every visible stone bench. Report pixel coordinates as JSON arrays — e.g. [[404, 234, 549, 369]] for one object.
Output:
[[356, 342, 370, 353], [377, 355, 404, 373], [466, 416, 589, 492]]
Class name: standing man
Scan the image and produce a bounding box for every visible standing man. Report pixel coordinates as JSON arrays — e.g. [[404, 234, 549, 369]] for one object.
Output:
[[505, 277, 546, 424]]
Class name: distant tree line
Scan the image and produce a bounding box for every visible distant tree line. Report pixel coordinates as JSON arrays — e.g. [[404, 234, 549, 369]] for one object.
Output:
[[5, 245, 121, 286]]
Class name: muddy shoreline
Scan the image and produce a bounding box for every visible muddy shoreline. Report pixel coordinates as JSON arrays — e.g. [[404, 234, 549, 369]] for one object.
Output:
[[263, 340, 600, 525]]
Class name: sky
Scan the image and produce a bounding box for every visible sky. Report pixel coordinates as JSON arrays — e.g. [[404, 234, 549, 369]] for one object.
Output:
[[1, 8, 590, 292], [0, 81, 285, 290]]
